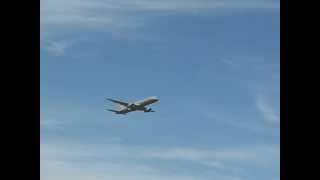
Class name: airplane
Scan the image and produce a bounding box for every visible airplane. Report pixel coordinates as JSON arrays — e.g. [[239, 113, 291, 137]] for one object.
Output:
[[106, 96, 159, 115]]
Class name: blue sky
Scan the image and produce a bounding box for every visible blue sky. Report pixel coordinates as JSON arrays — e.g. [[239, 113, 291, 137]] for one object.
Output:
[[41, 0, 280, 179]]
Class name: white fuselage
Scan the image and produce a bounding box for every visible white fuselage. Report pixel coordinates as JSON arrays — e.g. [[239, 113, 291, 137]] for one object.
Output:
[[118, 96, 159, 113]]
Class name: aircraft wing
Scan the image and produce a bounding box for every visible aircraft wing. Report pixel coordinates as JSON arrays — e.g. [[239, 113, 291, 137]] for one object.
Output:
[[107, 109, 119, 113], [107, 98, 128, 106]]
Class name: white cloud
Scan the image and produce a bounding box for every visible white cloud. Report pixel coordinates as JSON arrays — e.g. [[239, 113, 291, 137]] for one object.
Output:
[[41, 40, 75, 56], [41, 141, 201, 180], [113, 0, 279, 11], [41, 118, 64, 130], [41, 139, 278, 164], [40, 0, 143, 30], [41, 139, 279, 180], [40, 0, 279, 55], [220, 58, 237, 67], [256, 94, 279, 124], [41, 0, 279, 37], [206, 111, 272, 134], [41, 159, 199, 180]]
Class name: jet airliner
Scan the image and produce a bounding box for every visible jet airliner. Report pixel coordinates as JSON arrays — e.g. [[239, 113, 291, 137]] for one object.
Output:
[[106, 96, 159, 115]]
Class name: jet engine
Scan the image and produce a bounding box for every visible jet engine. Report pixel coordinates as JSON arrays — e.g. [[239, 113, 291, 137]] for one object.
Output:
[[127, 103, 136, 108], [144, 108, 154, 112]]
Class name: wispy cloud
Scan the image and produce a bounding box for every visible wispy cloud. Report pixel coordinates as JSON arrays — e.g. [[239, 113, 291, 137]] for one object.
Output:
[[41, 139, 279, 180], [41, 141, 204, 180], [256, 94, 279, 124], [40, 0, 143, 31], [41, 118, 64, 130], [40, 100, 279, 179], [206, 111, 272, 134], [41, 40, 75, 56], [41, 140, 270, 162], [142, 145, 279, 166], [41, 158, 199, 180], [113, 0, 280, 11], [41, 0, 279, 38], [40, 0, 279, 55], [219, 58, 237, 67]]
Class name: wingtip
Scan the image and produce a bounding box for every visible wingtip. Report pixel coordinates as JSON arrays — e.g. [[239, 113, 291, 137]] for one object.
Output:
[[107, 98, 115, 102]]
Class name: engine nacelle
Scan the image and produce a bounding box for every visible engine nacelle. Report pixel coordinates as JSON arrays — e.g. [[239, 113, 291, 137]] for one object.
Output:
[[128, 103, 137, 108], [144, 108, 153, 112]]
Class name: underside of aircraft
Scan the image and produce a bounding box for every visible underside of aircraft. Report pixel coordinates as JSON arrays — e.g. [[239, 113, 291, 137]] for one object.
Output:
[[106, 96, 159, 115]]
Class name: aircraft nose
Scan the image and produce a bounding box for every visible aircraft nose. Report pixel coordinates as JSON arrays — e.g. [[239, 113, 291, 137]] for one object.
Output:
[[151, 96, 159, 101], [150, 96, 159, 102]]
